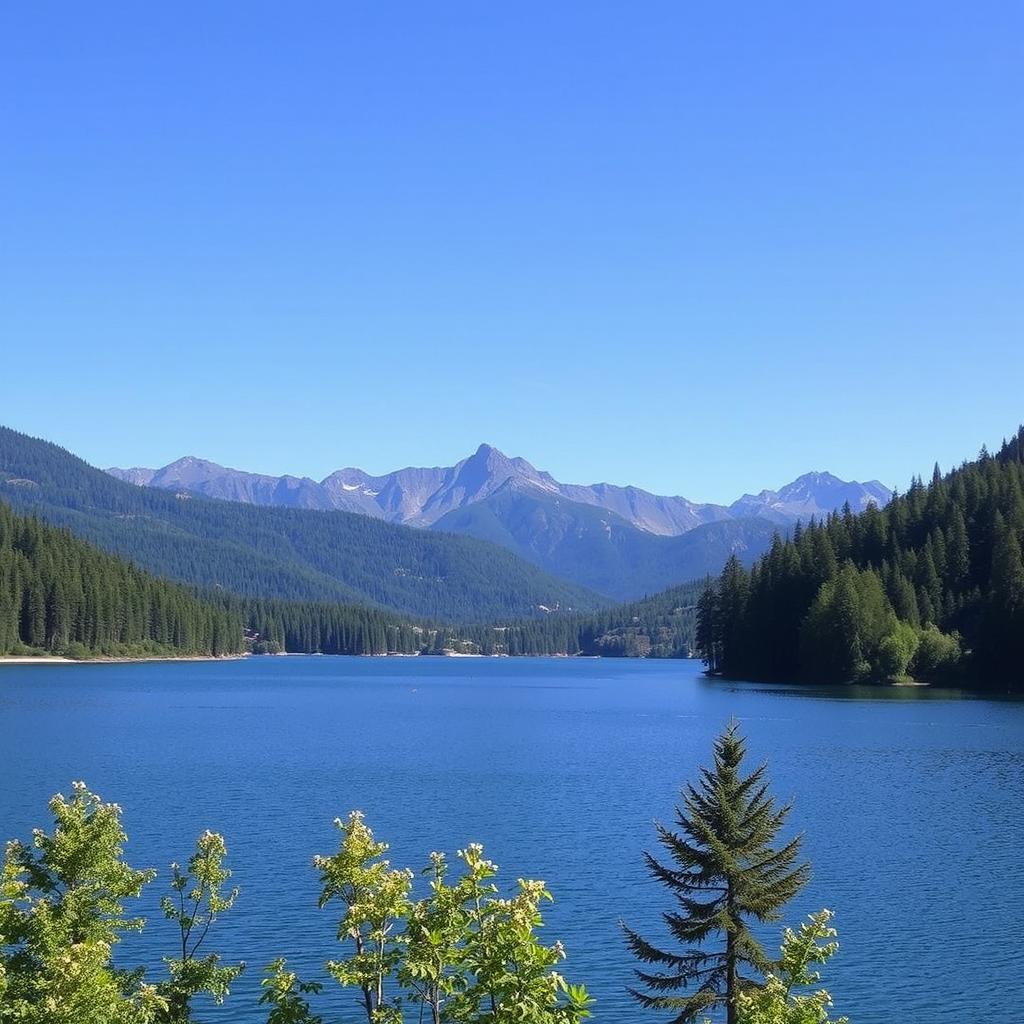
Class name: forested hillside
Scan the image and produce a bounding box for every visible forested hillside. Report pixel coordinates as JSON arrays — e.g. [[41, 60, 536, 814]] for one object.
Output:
[[0, 426, 602, 622], [0, 482, 707, 663], [696, 430, 1024, 690], [0, 502, 242, 657]]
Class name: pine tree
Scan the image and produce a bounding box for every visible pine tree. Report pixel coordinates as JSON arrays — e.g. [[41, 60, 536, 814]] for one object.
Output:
[[695, 584, 720, 673], [982, 513, 1024, 677], [623, 723, 809, 1024], [717, 556, 750, 676]]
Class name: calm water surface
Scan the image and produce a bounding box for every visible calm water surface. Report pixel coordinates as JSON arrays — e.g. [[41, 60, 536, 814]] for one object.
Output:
[[1, 657, 1022, 1023]]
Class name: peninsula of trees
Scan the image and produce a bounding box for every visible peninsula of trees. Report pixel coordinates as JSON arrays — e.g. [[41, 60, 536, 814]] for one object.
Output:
[[697, 428, 1024, 691]]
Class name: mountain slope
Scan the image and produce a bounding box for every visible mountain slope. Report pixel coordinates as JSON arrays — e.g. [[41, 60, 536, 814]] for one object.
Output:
[[432, 479, 778, 600], [109, 444, 891, 535], [105, 443, 887, 600], [0, 500, 242, 657], [0, 426, 604, 621]]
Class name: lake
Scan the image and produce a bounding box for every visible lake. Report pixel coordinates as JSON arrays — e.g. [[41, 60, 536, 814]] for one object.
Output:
[[1, 656, 1022, 1023]]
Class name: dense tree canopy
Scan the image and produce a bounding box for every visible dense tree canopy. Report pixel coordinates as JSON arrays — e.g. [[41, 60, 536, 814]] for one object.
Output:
[[697, 428, 1024, 689], [0, 502, 242, 658]]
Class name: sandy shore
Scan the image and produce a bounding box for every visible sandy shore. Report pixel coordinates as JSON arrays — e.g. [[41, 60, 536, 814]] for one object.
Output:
[[0, 654, 248, 666], [0, 656, 75, 664]]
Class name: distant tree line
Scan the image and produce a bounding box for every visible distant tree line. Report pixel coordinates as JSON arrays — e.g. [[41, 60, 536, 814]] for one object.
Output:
[[697, 428, 1024, 689], [219, 579, 706, 660], [0, 502, 242, 658], [463, 580, 703, 658]]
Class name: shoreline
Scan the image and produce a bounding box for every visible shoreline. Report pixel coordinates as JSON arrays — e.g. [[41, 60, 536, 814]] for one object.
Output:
[[0, 654, 249, 666], [0, 651, 627, 666], [709, 670, 933, 688]]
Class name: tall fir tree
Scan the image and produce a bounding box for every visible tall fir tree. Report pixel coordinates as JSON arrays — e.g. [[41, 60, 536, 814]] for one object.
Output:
[[623, 723, 808, 1024]]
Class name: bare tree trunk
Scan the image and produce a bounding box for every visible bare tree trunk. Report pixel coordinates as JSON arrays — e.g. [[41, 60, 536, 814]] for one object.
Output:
[[726, 891, 738, 1024]]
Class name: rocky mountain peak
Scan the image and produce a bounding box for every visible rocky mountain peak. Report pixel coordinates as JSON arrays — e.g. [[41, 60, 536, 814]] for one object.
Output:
[[107, 448, 892, 537]]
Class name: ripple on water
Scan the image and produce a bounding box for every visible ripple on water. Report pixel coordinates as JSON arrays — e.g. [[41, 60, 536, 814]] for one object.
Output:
[[1, 657, 1022, 1023]]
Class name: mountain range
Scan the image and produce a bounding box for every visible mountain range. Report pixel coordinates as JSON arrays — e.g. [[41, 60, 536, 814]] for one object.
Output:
[[109, 444, 892, 534], [108, 446, 890, 599], [0, 426, 601, 621], [0, 423, 894, 624]]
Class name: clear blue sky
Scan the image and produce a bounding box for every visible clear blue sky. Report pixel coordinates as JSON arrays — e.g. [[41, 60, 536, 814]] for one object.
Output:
[[1, 3, 1020, 503]]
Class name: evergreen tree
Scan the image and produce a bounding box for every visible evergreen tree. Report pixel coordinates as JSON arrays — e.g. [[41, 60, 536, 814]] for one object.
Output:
[[717, 556, 750, 676], [700, 427, 1024, 689], [979, 513, 1024, 677], [695, 585, 720, 673], [799, 565, 894, 682], [0, 502, 243, 659], [623, 723, 809, 1024]]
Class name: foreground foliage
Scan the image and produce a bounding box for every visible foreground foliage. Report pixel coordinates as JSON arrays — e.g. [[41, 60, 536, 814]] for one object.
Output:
[[0, 784, 590, 1023], [0, 783, 165, 1023], [315, 813, 592, 1024], [158, 830, 243, 1021], [734, 910, 847, 1024]]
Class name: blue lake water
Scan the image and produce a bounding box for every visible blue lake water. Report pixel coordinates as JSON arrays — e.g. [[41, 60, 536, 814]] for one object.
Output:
[[1, 656, 1022, 1023]]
